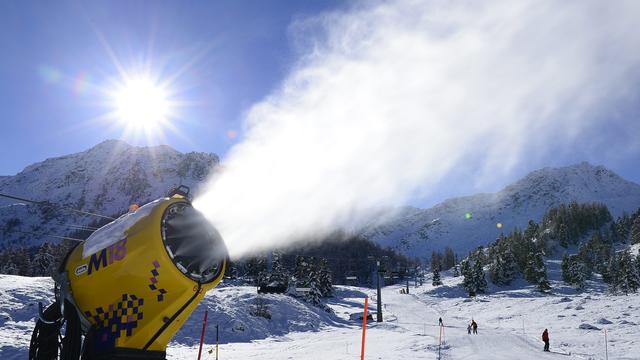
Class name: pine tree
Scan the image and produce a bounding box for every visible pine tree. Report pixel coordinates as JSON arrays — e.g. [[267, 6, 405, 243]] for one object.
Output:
[[305, 259, 326, 308], [1, 259, 19, 275], [571, 260, 588, 289], [490, 255, 505, 285], [631, 216, 640, 244], [245, 255, 267, 285], [472, 258, 487, 294], [557, 223, 569, 248], [432, 266, 442, 286], [490, 248, 516, 286], [31, 242, 54, 276], [561, 254, 588, 289], [603, 255, 619, 292], [617, 251, 640, 295], [460, 259, 475, 296], [524, 220, 540, 242], [453, 264, 460, 277], [526, 251, 550, 292], [317, 258, 334, 297], [293, 255, 310, 287], [502, 250, 517, 284], [269, 252, 289, 289], [616, 213, 631, 241], [443, 247, 456, 270]]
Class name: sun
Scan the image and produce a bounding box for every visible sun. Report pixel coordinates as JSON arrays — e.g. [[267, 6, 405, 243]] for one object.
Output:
[[109, 74, 174, 137]]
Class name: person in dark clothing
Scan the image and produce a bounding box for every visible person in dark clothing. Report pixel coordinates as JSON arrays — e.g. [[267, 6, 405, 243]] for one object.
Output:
[[467, 324, 472, 334], [439, 317, 443, 327], [542, 329, 550, 352], [471, 320, 478, 334]]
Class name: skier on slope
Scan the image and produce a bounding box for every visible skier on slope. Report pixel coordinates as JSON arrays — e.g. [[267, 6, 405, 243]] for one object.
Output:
[[471, 320, 478, 334], [439, 317, 443, 327], [542, 329, 550, 352], [467, 324, 471, 334]]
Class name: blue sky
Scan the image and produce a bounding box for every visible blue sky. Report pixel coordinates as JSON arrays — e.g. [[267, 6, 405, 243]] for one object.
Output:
[[0, 0, 342, 174], [1, 0, 639, 209]]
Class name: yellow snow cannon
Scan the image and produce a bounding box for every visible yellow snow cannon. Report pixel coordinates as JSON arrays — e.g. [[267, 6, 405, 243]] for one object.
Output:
[[32, 186, 227, 360]]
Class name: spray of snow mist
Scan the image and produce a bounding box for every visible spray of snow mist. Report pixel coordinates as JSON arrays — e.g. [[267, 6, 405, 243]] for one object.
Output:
[[194, 0, 640, 259]]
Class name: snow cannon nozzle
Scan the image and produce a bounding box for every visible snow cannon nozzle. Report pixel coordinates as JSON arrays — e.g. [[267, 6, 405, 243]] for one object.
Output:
[[167, 185, 191, 200]]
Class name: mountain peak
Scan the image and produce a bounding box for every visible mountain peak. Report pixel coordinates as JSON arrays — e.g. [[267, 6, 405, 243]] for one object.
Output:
[[0, 141, 219, 248], [363, 163, 640, 257]]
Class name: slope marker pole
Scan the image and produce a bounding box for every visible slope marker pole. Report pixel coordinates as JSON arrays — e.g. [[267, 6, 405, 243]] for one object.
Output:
[[197, 309, 208, 360], [438, 325, 441, 360], [604, 329, 608, 360], [215, 323, 219, 360], [361, 296, 369, 360]]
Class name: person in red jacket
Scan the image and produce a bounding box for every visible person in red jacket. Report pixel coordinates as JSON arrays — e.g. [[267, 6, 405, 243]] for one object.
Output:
[[542, 329, 550, 352]]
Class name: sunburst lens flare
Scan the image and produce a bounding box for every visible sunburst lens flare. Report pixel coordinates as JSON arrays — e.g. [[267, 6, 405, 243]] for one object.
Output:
[[111, 75, 172, 132]]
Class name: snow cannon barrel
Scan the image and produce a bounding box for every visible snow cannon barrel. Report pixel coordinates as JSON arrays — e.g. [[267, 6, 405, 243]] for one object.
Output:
[[62, 191, 227, 358]]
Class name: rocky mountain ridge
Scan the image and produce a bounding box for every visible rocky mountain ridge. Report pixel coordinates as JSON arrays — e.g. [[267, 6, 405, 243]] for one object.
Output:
[[0, 140, 218, 248], [361, 162, 640, 257]]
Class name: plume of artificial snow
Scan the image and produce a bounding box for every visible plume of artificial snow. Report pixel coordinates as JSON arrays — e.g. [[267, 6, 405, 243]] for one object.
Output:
[[195, 0, 640, 258]]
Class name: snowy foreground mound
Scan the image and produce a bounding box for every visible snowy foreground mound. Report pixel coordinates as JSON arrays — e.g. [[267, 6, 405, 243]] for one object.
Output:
[[1, 274, 639, 359]]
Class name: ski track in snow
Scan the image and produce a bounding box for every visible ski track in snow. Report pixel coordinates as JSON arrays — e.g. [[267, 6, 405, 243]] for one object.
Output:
[[1, 273, 639, 359]]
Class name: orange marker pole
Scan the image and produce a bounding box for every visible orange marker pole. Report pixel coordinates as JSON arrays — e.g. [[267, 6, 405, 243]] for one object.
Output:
[[361, 297, 369, 360]]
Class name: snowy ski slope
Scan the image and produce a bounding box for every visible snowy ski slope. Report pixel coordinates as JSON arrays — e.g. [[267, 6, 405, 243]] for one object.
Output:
[[1, 272, 638, 359]]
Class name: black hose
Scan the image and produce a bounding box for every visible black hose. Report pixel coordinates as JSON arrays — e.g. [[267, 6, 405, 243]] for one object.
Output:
[[29, 302, 61, 360], [60, 301, 82, 359], [29, 300, 83, 360]]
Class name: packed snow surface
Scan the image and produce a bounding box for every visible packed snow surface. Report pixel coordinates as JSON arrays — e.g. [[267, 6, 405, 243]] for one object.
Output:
[[1, 272, 638, 359]]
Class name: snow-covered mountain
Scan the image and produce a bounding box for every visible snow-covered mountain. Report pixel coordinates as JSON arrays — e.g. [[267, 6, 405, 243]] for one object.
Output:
[[0, 140, 218, 248], [362, 162, 640, 258]]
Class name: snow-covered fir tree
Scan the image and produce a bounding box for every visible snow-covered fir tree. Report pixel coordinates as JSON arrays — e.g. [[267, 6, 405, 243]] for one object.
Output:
[[306, 277, 323, 306], [490, 249, 517, 286], [453, 263, 460, 277], [631, 216, 640, 244], [293, 255, 310, 287], [561, 254, 588, 289], [432, 266, 442, 286], [616, 251, 640, 294], [269, 252, 289, 289], [1, 259, 19, 275], [317, 258, 334, 297], [557, 223, 569, 248], [245, 255, 267, 285], [460, 259, 475, 296], [31, 242, 54, 276], [603, 254, 619, 291], [472, 257, 488, 294], [525, 251, 550, 292]]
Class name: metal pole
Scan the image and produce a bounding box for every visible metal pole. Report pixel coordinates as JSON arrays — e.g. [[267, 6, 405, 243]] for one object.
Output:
[[361, 297, 369, 360], [216, 324, 219, 360], [438, 325, 442, 360], [376, 261, 383, 322], [604, 329, 608, 360], [197, 309, 208, 360]]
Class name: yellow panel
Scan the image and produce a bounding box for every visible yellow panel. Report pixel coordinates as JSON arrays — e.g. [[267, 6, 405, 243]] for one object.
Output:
[[65, 196, 225, 352]]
